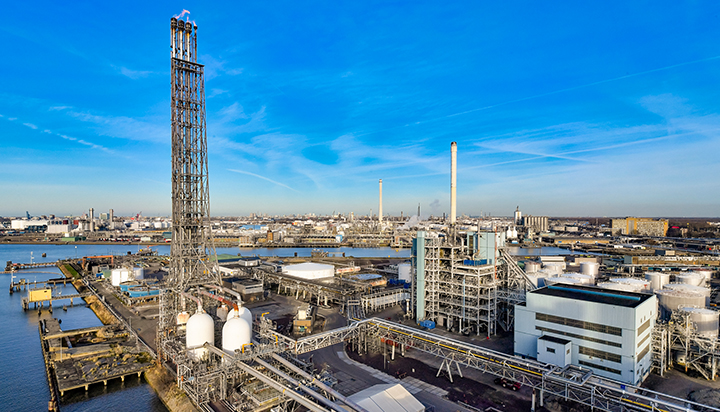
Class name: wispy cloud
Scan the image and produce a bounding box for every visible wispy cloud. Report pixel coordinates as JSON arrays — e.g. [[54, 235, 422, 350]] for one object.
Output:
[[117, 66, 154, 79], [22, 122, 37, 129], [228, 169, 298, 192]]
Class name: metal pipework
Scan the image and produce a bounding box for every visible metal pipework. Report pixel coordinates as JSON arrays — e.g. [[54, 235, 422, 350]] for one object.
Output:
[[198, 289, 238, 312], [235, 361, 330, 412], [450, 141, 457, 225], [179, 291, 203, 313], [270, 353, 368, 412], [254, 358, 348, 412], [206, 283, 244, 306]]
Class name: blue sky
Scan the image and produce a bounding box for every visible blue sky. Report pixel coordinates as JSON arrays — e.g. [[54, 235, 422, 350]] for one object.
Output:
[[2, 2, 719, 218]]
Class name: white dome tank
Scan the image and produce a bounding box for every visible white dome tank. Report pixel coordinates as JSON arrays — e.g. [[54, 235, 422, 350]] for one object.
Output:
[[645, 272, 670, 292], [186, 311, 214, 360], [655, 289, 706, 320], [545, 276, 582, 286], [177, 311, 190, 325], [222, 314, 252, 355], [563, 273, 594, 285], [597, 282, 643, 293], [609, 277, 650, 293], [543, 263, 564, 276], [524, 261, 541, 273], [227, 306, 253, 325], [580, 262, 599, 277], [664, 283, 711, 306], [398, 263, 412, 282], [678, 306, 719, 339], [675, 272, 706, 287]]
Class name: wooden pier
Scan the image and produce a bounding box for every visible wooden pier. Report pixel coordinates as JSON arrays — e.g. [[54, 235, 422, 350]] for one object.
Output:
[[38, 318, 153, 398], [22, 291, 90, 311]]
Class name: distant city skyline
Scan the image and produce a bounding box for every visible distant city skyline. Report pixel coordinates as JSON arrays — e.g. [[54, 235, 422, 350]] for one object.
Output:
[[2, 2, 719, 218]]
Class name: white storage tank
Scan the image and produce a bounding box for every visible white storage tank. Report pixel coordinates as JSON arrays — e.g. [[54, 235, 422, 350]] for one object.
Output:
[[222, 314, 252, 355], [675, 272, 705, 287], [545, 276, 582, 286], [655, 289, 706, 320], [227, 306, 253, 326], [216, 304, 229, 321], [664, 283, 711, 306], [186, 311, 214, 360], [177, 311, 190, 326], [524, 261, 541, 273], [609, 277, 650, 293], [679, 306, 719, 339], [580, 262, 599, 277], [398, 263, 412, 282], [645, 272, 670, 292], [563, 273, 594, 285], [543, 263, 564, 276], [133, 267, 144, 280], [282, 262, 334, 280], [692, 269, 713, 283], [597, 282, 643, 293]]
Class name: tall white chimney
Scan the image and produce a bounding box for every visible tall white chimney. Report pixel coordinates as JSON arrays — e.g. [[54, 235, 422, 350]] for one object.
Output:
[[379, 179, 383, 225], [89, 207, 95, 232], [450, 142, 457, 225]]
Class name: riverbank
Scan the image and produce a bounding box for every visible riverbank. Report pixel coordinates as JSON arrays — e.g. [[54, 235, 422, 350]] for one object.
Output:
[[145, 364, 199, 412]]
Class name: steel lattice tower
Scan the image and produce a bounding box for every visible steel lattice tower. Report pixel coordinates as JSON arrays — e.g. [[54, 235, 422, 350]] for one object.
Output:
[[158, 16, 220, 358]]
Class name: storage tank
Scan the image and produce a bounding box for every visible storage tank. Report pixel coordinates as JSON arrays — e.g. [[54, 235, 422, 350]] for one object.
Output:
[[563, 273, 594, 285], [664, 283, 711, 306], [110, 268, 130, 286], [543, 263, 564, 276], [524, 261, 541, 273], [282, 262, 334, 280], [545, 276, 582, 286], [678, 306, 719, 339], [177, 311, 190, 325], [597, 282, 643, 293], [693, 269, 714, 283], [609, 277, 650, 293], [655, 289, 706, 320], [216, 304, 229, 321], [645, 272, 670, 292], [227, 306, 253, 325], [675, 272, 705, 287], [186, 311, 214, 360], [398, 263, 412, 282], [580, 262, 599, 277], [133, 267, 144, 280], [222, 314, 252, 355], [525, 273, 547, 288]]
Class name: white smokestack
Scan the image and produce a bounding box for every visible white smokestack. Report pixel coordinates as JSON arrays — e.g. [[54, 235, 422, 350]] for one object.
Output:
[[379, 179, 383, 225], [89, 208, 95, 232], [450, 142, 457, 225]]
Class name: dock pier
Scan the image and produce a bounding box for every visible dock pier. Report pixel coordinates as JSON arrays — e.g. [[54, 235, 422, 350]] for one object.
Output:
[[22, 292, 90, 311]]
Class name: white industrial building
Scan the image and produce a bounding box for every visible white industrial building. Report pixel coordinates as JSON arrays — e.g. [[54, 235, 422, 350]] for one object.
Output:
[[282, 262, 335, 280], [514, 284, 657, 385]]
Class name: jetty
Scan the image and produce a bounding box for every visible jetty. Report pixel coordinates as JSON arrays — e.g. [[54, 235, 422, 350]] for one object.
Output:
[[39, 318, 153, 400]]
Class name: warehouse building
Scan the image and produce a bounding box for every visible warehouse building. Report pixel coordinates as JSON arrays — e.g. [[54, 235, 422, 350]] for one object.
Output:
[[514, 284, 656, 385], [612, 217, 668, 237]]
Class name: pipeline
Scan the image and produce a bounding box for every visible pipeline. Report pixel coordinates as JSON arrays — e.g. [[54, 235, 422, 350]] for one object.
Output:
[[198, 289, 238, 311], [179, 291, 203, 313]]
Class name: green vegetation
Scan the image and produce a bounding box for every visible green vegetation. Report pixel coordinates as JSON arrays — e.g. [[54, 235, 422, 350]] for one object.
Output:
[[64, 264, 80, 279]]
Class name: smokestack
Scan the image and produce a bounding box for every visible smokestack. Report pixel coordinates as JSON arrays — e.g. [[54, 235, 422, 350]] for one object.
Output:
[[378, 179, 383, 225], [89, 208, 94, 232], [450, 141, 457, 225], [109, 209, 114, 229]]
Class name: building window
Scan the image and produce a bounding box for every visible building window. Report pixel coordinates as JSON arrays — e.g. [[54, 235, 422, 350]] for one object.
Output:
[[546, 347, 556, 353], [579, 360, 622, 375], [536, 313, 622, 336], [637, 319, 651, 336], [638, 344, 650, 362], [637, 332, 650, 348], [535, 326, 622, 348], [579, 346, 622, 363]]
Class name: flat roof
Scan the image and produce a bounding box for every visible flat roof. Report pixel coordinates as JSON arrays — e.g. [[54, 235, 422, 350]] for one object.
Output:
[[531, 283, 652, 308]]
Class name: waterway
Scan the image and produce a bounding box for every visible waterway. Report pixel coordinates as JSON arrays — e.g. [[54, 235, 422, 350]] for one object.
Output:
[[0, 244, 408, 411]]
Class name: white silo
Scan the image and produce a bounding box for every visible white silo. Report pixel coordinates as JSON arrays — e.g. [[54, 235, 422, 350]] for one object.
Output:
[[678, 306, 719, 339], [655, 289, 706, 320], [132, 267, 144, 280], [675, 272, 706, 287], [524, 261, 541, 273], [543, 263, 564, 276], [222, 313, 252, 355], [186, 311, 214, 361], [645, 272, 670, 292], [580, 262, 599, 277], [227, 306, 253, 326], [664, 283, 711, 306], [563, 273, 595, 285], [692, 269, 714, 284], [398, 263, 412, 282]]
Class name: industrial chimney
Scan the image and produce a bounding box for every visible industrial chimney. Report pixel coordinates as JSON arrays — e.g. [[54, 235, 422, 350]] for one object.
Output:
[[379, 179, 383, 226], [450, 142, 457, 225], [89, 208, 95, 232]]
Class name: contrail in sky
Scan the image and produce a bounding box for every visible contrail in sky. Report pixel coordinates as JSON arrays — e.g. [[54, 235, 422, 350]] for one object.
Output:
[[357, 55, 720, 137], [228, 169, 298, 192]]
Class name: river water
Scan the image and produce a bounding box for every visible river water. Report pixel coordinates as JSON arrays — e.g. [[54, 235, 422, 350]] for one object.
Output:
[[0, 244, 409, 411]]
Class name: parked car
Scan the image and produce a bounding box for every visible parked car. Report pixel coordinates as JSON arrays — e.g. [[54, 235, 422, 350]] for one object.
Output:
[[494, 377, 521, 391]]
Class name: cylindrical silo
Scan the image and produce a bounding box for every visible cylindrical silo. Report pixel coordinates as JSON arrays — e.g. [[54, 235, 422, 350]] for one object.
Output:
[[563, 273, 595, 285], [398, 263, 412, 282], [645, 272, 670, 292], [543, 263, 564, 276], [655, 289, 706, 320], [679, 306, 719, 339], [692, 269, 713, 283], [227, 306, 253, 326], [609, 277, 650, 293], [675, 272, 705, 287], [524, 261, 541, 273], [186, 311, 214, 360], [580, 262, 599, 277], [664, 283, 711, 306]]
